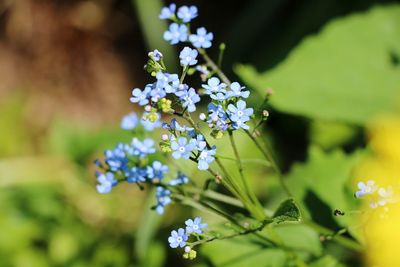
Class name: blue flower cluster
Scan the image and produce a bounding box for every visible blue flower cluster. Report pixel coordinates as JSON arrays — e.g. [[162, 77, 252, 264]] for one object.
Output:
[[199, 78, 254, 134], [168, 217, 207, 248], [95, 136, 189, 214], [130, 65, 201, 114], [160, 4, 213, 49], [95, 138, 157, 193], [162, 119, 216, 170]]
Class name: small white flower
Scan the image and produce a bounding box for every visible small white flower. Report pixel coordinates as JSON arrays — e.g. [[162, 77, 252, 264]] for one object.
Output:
[[377, 186, 395, 206], [369, 186, 396, 208], [355, 180, 377, 198]]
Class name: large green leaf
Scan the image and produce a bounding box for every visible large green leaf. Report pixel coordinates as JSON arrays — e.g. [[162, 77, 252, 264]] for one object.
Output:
[[236, 5, 400, 125]]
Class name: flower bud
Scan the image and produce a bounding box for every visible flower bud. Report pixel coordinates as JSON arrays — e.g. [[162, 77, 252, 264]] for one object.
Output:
[[199, 113, 206, 121]]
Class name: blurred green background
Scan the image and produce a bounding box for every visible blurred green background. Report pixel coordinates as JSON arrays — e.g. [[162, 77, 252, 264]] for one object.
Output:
[[1, 0, 400, 266]]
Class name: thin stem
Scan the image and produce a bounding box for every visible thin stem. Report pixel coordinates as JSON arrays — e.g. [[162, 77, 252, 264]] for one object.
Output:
[[184, 187, 244, 208], [228, 131, 262, 210], [217, 43, 226, 68], [180, 66, 188, 84], [182, 113, 247, 203], [184, 187, 274, 217], [304, 221, 363, 252], [190, 219, 273, 247], [189, 156, 238, 199], [217, 155, 272, 167], [197, 48, 231, 85], [244, 129, 292, 197]]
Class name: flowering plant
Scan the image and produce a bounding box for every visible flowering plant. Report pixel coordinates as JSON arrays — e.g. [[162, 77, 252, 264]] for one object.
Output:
[[93, 3, 366, 263]]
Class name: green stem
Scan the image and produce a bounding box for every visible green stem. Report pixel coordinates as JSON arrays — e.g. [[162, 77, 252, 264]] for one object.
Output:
[[228, 131, 265, 217], [217, 43, 226, 68], [180, 66, 188, 84], [244, 129, 292, 197], [182, 113, 246, 201], [184, 187, 244, 208], [189, 218, 273, 248], [217, 155, 272, 167], [304, 221, 363, 252], [198, 48, 231, 85]]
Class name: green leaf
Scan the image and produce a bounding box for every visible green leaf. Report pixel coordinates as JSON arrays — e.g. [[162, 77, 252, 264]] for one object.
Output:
[[274, 224, 323, 257], [201, 236, 287, 267], [142, 241, 166, 267], [273, 198, 301, 224], [285, 146, 363, 230], [310, 255, 345, 267], [135, 188, 163, 266], [309, 120, 358, 150], [236, 5, 400, 125]]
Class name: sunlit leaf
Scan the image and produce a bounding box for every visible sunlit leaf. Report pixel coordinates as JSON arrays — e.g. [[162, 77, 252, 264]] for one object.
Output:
[[236, 5, 400, 125]]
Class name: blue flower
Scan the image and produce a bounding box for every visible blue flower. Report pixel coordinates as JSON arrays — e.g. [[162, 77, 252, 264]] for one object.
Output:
[[141, 112, 162, 131], [176, 88, 200, 112], [155, 186, 172, 214], [189, 27, 213, 48], [169, 172, 189, 186], [163, 23, 188, 45], [149, 83, 166, 102], [171, 137, 195, 159], [147, 161, 169, 181], [130, 86, 151, 106], [131, 138, 156, 157], [190, 134, 207, 151], [233, 119, 251, 130], [159, 3, 176, 20], [198, 146, 216, 170], [210, 91, 227, 102], [215, 119, 229, 131], [177, 5, 198, 23], [121, 112, 138, 130], [226, 82, 250, 99], [207, 103, 227, 122], [168, 228, 188, 248], [185, 217, 207, 234], [148, 49, 163, 61], [126, 167, 147, 183], [104, 144, 128, 172], [202, 77, 226, 96], [227, 100, 253, 122], [156, 72, 179, 93], [179, 47, 198, 66], [206, 104, 229, 131], [96, 172, 118, 194]]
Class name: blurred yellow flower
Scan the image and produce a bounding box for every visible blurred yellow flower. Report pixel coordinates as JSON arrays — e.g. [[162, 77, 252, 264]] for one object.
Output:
[[353, 115, 400, 267]]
